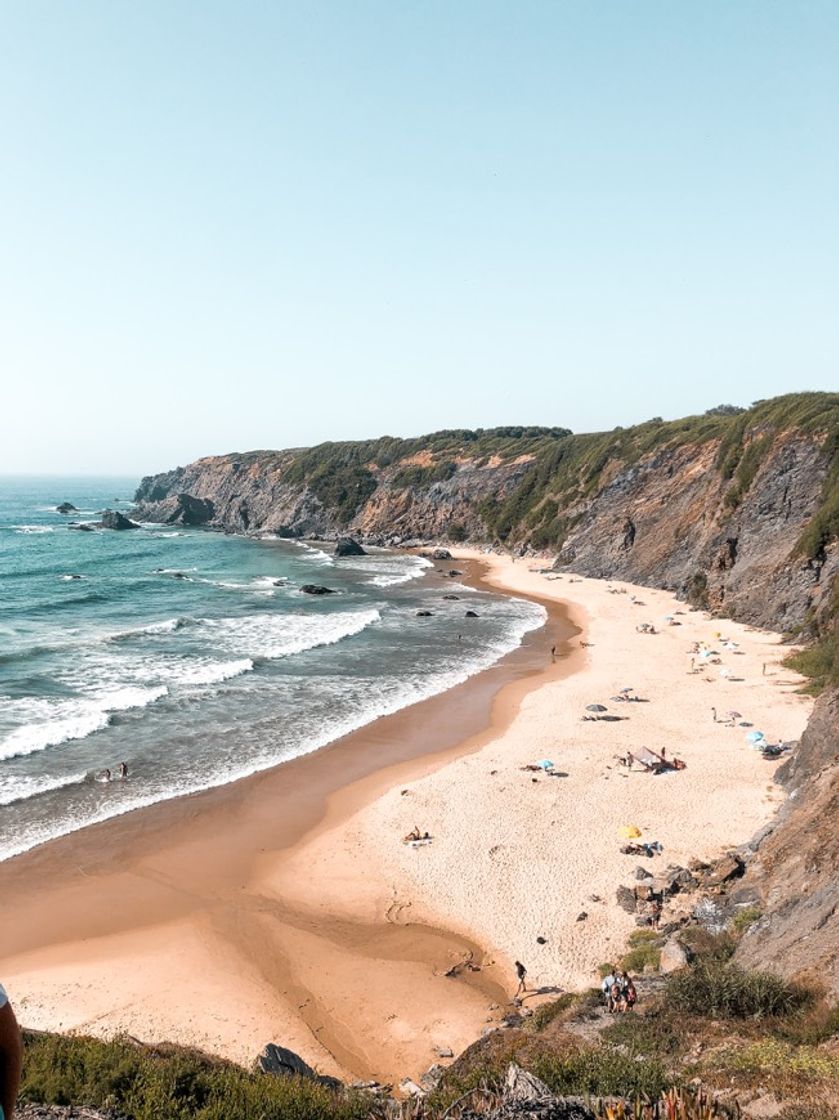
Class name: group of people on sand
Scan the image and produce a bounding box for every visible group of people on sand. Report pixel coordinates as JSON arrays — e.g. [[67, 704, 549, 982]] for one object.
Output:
[[96, 761, 129, 783], [601, 968, 637, 1013]]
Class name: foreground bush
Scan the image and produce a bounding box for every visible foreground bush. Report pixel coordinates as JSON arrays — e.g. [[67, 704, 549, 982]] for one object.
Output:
[[21, 1032, 372, 1120], [531, 1047, 669, 1099], [667, 961, 810, 1020]]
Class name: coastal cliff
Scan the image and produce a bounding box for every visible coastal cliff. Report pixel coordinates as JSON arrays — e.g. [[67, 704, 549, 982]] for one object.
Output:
[[135, 394, 838, 636], [134, 392, 839, 997]]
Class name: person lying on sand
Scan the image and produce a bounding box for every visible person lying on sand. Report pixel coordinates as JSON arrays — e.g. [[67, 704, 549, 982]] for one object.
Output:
[[403, 826, 432, 844]]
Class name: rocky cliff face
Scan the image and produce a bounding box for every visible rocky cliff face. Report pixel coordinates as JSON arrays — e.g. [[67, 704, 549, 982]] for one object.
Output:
[[734, 686, 839, 995], [550, 433, 835, 632], [135, 395, 838, 636]]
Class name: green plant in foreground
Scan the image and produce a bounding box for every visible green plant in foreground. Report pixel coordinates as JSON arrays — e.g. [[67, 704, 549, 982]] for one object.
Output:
[[723, 1038, 839, 1081], [20, 1033, 371, 1120], [729, 906, 762, 936], [530, 992, 578, 1031], [667, 962, 810, 1020], [620, 929, 663, 974], [532, 1046, 669, 1099]]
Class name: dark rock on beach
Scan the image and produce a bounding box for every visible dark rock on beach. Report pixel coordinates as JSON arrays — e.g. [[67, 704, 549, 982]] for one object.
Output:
[[55, 501, 78, 514], [98, 510, 140, 530], [416, 609, 433, 617], [334, 536, 366, 557], [257, 1043, 341, 1089], [68, 522, 95, 531], [616, 885, 637, 913], [300, 584, 336, 595], [465, 609, 479, 617]]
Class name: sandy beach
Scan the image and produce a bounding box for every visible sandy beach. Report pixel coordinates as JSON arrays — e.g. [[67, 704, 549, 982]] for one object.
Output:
[[0, 556, 812, 1084]]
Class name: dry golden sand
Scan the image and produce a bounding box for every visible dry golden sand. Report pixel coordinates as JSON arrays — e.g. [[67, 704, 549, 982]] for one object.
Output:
[[271, 552, 813, 995], [0, 556, 813, 1083]]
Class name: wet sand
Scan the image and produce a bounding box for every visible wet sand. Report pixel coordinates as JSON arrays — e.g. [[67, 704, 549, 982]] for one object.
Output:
[[0, 560, 579, 1083]]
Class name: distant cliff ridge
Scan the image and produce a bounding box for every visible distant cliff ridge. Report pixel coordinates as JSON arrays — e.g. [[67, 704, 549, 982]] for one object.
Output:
[[135, 394, 838, 635]]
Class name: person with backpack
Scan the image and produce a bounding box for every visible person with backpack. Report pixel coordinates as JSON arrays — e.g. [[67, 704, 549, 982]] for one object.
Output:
[[0, 984, 22, 1120]]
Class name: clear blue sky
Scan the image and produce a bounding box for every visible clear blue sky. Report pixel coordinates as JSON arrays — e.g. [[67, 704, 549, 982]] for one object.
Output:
[[2, 1, 837, 474]]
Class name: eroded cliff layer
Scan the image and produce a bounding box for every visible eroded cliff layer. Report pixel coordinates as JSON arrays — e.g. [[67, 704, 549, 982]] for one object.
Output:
[[135, 394, 838, 633]]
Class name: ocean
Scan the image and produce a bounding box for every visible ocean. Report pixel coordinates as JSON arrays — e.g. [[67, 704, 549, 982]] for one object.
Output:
[[0, 476, 545, 862]]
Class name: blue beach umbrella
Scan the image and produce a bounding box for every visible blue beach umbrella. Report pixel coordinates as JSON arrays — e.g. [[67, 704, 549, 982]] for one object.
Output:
[[536, 759, 554, 770], [746, 731, 765, 743]]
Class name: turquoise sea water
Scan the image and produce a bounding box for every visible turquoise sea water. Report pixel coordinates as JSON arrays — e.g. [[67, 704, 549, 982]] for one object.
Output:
[[0, 477, 545, 862]]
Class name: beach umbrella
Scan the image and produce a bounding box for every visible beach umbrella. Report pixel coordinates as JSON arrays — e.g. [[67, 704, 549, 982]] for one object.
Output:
[[618, 825, 642, 839], [586, 704, 608, 712], [619, 687, 633, 694], [536, 759, 554, 770], [727, 710, 742, 720], [720, 668, 731, 678], [746, 731, 765, 743]]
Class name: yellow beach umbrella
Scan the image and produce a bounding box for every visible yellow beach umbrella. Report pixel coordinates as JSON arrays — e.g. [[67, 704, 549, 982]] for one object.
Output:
[[618, 825, 642, 839]]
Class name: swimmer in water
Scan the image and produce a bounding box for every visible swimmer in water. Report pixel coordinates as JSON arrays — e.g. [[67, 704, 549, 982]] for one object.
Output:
[[118, 761, 128, 780], [97, 768, 112, 783]]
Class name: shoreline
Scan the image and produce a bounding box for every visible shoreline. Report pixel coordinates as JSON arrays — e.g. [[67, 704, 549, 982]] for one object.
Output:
[[0, 557, 581, 1082], [0, 553, 813, 1084], [0, 549, 555, 865]]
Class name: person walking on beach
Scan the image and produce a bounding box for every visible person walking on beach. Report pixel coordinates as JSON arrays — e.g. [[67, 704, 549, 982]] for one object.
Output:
[[514, 960, 528, 1001], [0, 983, 22, 1120], [550, 644, 556, 661]]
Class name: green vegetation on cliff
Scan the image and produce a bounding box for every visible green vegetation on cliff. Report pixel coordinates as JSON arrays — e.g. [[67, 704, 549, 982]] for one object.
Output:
[[275, 392, 839, 554], [283, 426, 572, 523]]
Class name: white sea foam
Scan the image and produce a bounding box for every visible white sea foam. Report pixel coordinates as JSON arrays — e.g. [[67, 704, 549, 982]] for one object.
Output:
[[199, 608, 381, 660], [294, 541, 334, 566], [0, 685, 168, 761], [0, 596, 546, 863], [175, 658, 254, 686], [347, 554, 434, 587], [107, 617, 187, 641], [0, 770, 88, 808], [208, 575, 281, 594], [13, 525, 55, 534]]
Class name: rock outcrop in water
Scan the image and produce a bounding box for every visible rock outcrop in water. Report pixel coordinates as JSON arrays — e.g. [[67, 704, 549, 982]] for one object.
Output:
[[97, 510, 140, 530], [334, 536, 366, 557]]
